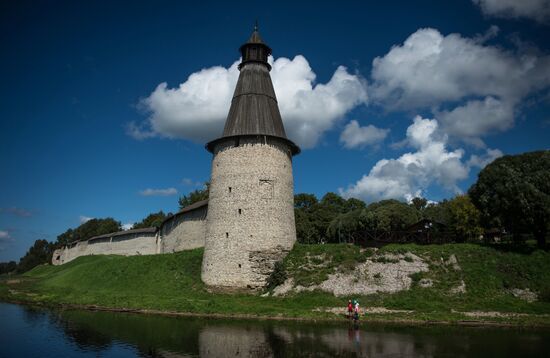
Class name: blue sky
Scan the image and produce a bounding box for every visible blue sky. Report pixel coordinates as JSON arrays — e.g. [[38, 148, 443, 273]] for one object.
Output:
[[1, 0, 549, 261]]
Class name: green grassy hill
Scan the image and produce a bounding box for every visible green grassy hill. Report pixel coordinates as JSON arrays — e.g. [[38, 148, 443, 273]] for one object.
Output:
[[1, 244, 550, 325]]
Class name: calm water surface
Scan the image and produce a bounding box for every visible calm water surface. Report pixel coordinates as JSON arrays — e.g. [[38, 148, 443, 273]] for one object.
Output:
[[0, 302, 549, 357]]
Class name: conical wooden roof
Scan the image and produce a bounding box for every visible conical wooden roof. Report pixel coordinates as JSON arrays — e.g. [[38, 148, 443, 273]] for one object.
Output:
[[206, 27, 300, 155]]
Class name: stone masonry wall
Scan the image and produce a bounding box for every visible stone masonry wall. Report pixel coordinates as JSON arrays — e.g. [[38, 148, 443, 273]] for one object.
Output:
[[52, 205, 209, 265], [161, 207, 207, 253], [53, 232, 158, 265], [202, 138, 296, 288]]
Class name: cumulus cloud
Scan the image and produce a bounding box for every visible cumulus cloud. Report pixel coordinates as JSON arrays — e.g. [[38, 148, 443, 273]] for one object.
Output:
[[139, 187, 178, 197], [122, 223, 134, 230], [369, 27, 550, 143], [473, 0, 550, 23], [436, 97, 515, 146], [0, 207, 32, 217], [132, 55, 367, 149], [467, 148, 504, 168], [271, 57, 368, 148], [339, 116, 501, 203], [340, 120, 389, 149], [0, 230, 11, 240], [79, 216, 93, 224], [181, 178, 203, 187]]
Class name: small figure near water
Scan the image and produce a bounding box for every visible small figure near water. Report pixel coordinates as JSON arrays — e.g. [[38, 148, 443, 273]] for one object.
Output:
[[347, 299, 353, 320], [353, 299, 360, 322]]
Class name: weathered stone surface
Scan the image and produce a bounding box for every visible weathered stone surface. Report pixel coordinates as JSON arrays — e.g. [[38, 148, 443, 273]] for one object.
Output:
[[202, 140, 296, 288], [273, 252, 429, 297], [445, 254, 461, 271], [510, 288, 538, 302], [318, 254, 429, 296], [55, 232, 159, 264], [419, 278, 434, 288], [52, 206, 208, 265], [161, 207, 207, 253], [450, 280, 467, 294]]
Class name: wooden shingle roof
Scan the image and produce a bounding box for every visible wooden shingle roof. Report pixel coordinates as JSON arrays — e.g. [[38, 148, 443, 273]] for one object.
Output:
[[206, 27, 300, 155]]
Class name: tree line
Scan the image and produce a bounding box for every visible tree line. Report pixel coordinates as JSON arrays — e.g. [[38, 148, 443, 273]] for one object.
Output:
[[1, 150, 547, 274]]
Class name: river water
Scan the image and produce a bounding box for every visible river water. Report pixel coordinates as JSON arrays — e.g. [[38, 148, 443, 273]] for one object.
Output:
[[0, 302, 549, 357]]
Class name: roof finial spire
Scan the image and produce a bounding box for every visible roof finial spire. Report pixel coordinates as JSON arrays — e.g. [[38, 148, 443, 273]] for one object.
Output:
[[254, 19, 258, 32]]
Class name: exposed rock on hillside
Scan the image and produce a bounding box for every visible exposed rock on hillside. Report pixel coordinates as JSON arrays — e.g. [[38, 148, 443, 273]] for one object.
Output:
[[273, 252, 429, 297]]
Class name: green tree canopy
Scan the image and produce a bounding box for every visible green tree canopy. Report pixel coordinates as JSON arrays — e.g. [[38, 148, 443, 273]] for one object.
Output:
[[0, 261, 17, 275], [56, 218, 122, 246], [445, 195, 483, 242], [423, 200, 452, 224], [367, 199, 421, 232], [411, 197, 428, 211], [178, 183, 209, 209], [17, 239, 54, 273], [133, 211, 168, 229], [294, 193, 318, 210], [469, 150, 550, 248]]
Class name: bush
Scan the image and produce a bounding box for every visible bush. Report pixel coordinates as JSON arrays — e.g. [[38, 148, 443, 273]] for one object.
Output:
[[266, 261, 287, 291]]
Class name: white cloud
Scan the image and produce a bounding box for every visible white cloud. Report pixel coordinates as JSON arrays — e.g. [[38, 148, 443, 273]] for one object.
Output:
[[0, 207, 32, 217], [79, 216, 93, 224], [369, 27, 550, 143], [467, 148, 504, 168], [473, 0, 550, 23], [139, 187, 178, 197], [122, 223, 134, 230], [0, 230, 11, 240], [436, 97, 515, 146], [271, 57, 368, 148], [132, 55, 368, 149], [340, 116, 470, 203], [340, 120, 389, 149], [181, 178, 202, 187]]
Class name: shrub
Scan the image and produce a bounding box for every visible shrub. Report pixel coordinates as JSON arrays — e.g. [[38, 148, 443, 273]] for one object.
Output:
[[266, 261, 287, 291]]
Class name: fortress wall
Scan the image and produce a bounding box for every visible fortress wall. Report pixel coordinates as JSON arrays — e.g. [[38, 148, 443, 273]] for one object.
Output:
[[109, 232, 157, 256], [202, 139, 296, 288], [52, 201, 209, 265], [87, 238, 112, 256], [161, 206, 207, 253]]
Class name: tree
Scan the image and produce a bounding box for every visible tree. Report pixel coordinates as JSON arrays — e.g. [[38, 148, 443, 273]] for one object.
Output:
[[294, 193, 318, 210], [0, 261, 17, 275], [133, 211, 168, 229], [327, 209, 366, 242], [344, 198, 366, 211], [469, 150, 550, 248], [423, 200, 452, 224], [411, 197, 428, 211], [17, 239, 54, 273], [367, 199, 421, 232], [56, 218, 122, 246], [445, 195, 483, 242], [178, 183, 209, 209]]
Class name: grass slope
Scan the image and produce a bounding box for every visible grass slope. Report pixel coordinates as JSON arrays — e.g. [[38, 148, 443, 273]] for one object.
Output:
[[2, 244, 550, 325]]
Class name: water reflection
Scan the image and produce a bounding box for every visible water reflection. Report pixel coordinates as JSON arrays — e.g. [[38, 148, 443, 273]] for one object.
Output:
[[1, 303, 549, 357]]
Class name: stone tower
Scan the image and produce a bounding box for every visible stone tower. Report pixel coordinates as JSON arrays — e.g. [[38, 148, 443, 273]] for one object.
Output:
[[201, 26, 300, 289]]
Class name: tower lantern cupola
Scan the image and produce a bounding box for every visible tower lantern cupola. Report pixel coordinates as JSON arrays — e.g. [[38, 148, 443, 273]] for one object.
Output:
[[238, 23, 272, 70]]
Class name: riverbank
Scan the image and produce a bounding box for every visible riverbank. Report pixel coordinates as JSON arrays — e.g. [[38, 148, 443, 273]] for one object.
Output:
[[1, 244, 550, 326]]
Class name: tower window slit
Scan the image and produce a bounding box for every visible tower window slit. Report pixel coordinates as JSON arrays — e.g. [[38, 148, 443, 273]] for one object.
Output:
[[238, 209, 242, 215], [226, 232, 229, 238], [228, 187, 232, 193]]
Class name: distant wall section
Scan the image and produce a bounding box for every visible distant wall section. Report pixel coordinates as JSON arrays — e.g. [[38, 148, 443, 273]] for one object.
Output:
[[52, 200, 208, 265], [161, 201, 207, 253]]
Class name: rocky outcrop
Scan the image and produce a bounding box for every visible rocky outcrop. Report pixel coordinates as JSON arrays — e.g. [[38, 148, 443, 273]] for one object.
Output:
[[273, 252, 429, 297]]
